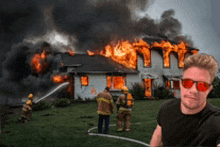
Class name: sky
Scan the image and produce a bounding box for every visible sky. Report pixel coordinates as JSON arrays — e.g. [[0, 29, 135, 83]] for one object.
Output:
[[145, 0, 220, 65]]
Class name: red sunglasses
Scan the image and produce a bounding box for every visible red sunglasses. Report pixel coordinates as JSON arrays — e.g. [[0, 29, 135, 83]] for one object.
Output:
[[181, 78, 211, 92]]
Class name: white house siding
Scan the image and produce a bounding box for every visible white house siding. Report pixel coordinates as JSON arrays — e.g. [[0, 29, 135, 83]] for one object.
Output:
[[126, 74, 139, 89], [137, 50, 185, 98], [165, 52, 182, 98], [74, 74, 107, 99], [137, 50, 164, 94]]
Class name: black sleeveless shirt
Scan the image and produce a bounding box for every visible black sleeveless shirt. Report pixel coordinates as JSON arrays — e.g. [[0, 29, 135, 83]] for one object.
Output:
[[157, 99, 220, 146]]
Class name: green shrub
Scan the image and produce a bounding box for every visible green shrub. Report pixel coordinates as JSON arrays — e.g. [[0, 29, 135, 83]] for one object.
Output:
[[129, 83, 145, 100], [32, 101, 52, 111], [208, 77, 220, 98], [55, 98, 71, 107], [154, 87, 174, 99]]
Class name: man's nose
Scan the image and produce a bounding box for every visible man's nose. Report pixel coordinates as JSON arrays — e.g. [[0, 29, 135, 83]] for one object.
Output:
[[189, 83, 197, 92]]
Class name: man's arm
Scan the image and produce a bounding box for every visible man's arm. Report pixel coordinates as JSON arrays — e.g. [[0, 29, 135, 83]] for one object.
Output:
[[116, 96, 121, 113], [95, 93, 100, 106], [109, 95, 115, 114], [150, 124, 162, 147]]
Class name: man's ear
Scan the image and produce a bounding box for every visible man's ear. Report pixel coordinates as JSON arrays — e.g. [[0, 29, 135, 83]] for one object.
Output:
[[208, 85, 213, 93]]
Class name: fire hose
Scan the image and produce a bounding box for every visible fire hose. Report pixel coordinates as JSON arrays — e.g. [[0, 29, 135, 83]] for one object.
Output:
[[87, 123, 150, 146], [34, 82, 70, 103]]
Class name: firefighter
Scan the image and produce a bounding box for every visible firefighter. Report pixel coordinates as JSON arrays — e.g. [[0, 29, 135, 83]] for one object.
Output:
[[116, 86, 134, 132], [20, 94, 34, 123], [27, 94, 34, 120], [96, 87, 115, 134]]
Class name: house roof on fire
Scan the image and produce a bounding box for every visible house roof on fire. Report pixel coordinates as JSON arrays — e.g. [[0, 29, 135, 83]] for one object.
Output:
[[60, 53, 139, 74]]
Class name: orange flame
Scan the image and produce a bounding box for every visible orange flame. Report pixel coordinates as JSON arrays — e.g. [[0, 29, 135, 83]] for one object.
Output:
[[87, 39, 196, 69], [87, 39, 192, 68], [52, 75, 63, 83], [191, 50, 198, 54], [68, 49, 75, 56], [103, 40, 137, 68], [52, 74, 68, 83], [31, 50, 48, 73], [87, 50, 95, 56], [144, 79, 151, 98], [107, 77, 112, 88], [166, 81, 171, 89], [81, 76, 88, 85], [113, 76, 124, 89], [133, 39, 151, 66], [152, 41, 188, 68]]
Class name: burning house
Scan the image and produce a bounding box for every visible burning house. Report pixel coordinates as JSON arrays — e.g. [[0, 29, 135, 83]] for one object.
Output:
[[51, 37, 198, 99], [0, 0, 199, 104]]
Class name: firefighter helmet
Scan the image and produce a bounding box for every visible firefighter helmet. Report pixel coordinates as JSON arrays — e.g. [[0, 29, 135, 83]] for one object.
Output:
[[121, 86, 129, 92], [28, 94, 34, 99], [26, 100, 32, 105]]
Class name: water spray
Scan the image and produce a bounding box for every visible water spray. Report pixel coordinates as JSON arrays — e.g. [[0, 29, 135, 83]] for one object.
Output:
[[34, 82, 70, 103]]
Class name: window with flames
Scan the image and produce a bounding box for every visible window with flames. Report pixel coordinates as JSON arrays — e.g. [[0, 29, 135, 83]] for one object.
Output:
[[81, 76, 89, 86], [166, 80, 180, 90], [106, 76, 125, 90]]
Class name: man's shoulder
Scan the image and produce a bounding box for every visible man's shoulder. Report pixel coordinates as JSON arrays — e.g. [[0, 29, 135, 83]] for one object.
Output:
[[98, 91, 109, 95], [103, 91, 112, 98], [206, 103, 220, 115], [202, 103, 220, 127]]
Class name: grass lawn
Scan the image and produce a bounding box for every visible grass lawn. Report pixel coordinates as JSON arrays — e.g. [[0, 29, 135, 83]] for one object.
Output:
[[1, 98, 220, 147]]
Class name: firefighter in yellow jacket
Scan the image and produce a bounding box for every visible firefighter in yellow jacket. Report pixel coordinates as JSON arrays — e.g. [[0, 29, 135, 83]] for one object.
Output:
[[116, 86, 134, 132], [96, 87, 115, 134], [20, 94, 34, 123]]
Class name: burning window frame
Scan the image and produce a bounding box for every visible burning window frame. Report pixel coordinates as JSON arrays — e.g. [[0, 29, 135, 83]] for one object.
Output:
[[173, 80, 180, 90], [81, 76, 89, 86], [106, 75, 126, 90], [165, 80, 180, 90], [165, 81, 171, 89], [144, 79, 152, 98], [141, 51, 152, 68]]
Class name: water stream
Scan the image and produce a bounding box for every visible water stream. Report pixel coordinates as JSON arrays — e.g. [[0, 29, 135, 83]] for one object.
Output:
[[34, 82, 70, 103]]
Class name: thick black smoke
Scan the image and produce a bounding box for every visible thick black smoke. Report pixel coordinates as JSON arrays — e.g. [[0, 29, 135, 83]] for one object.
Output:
[[0, 42, 58, 96], [0, 0, 193, 98]]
